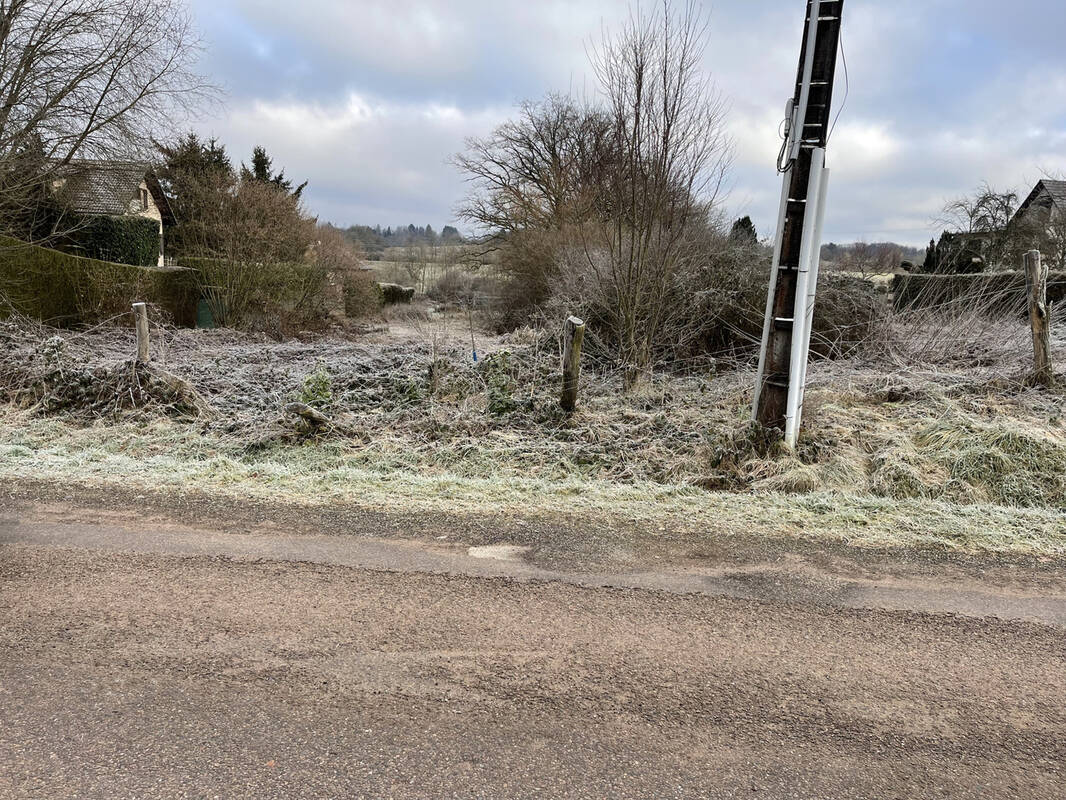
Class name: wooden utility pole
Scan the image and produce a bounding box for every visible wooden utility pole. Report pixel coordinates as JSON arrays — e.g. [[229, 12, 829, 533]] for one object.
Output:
[[132, 302, 150, 363], [1025, 249, 1053, 386], [754, 0, 844, 446], [560, 316, 585, 412]]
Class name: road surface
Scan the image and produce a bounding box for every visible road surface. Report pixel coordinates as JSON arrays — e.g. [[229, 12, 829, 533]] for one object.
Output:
[[1, 494, 1064, 798]]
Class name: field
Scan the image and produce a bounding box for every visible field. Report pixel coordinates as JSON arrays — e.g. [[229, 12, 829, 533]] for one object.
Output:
[[364, 245, 502, 304], [2, 304, 1065, 556]]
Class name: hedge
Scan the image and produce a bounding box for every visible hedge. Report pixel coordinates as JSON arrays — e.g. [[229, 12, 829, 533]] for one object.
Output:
[[63, 215, 161, 267], [180, 257, 332, 332], [378, 282, 415, 304], [0, 235, 197, 326], [892, 270, 1066, 313], [345, 271, 384, 316]]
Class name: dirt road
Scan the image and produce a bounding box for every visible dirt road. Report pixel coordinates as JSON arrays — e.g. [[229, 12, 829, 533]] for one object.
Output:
[[1, 498, 1065, 798]]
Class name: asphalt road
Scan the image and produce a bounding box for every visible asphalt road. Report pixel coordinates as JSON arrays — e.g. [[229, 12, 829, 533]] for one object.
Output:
[[1, 508, 1065, 798]]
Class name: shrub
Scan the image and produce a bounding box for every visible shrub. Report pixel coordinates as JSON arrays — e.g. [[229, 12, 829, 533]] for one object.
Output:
[[314, 224, 379, 319], [892, 271, 1066, 313], [541, 226, 884, 366], [182, 257, 330, 333], [379, 283, 415, 304], [343, 271, 383, 317], [810, 275, 885, 357], [0, 234, 196, 325], [428, 268, 497, 307], [62, 215, 161, 267], [490, 228, 567, 329], [296, 363, 333, 409]]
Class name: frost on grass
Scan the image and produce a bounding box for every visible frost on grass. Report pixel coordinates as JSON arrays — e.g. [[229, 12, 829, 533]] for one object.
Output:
[[1, 314, 1066, 554]]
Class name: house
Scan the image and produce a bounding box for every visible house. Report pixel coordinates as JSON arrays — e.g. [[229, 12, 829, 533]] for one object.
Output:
[[1010, 179, 1066, 267], [1014, 179, 1066, 225], [53, 160, 174, 266]]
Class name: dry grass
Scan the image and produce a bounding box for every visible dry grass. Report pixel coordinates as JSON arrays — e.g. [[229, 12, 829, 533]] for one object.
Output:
[[1, 312, 1065, 555], [1, 407, 1063, 555]]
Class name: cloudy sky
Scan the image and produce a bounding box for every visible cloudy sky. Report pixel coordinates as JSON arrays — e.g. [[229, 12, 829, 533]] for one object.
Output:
[[185, 0, 1066, 246]]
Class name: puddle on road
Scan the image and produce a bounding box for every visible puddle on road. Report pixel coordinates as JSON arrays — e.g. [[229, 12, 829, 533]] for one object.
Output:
[[467, 544, 532, 563]]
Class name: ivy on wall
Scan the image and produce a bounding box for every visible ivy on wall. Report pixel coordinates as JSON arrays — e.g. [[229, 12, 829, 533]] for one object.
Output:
[[64, 215, 161, 267]]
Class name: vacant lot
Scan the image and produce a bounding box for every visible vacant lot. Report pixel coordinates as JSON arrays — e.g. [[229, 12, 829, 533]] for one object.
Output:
[[1, 309, 1065, 555]]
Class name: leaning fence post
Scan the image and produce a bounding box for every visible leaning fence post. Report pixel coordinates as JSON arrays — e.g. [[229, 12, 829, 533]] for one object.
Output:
[[133, 302, 150, 363], [1024, 250, 1052, 386], [560, 315, 585, 412]]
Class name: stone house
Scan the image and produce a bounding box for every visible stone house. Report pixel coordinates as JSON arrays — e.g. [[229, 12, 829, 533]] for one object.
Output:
[[53, 160, 174, 266]]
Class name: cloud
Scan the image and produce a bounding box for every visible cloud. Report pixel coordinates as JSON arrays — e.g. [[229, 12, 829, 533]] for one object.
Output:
[[207, 93, 508, 227], [186, 0, 1066, 244]]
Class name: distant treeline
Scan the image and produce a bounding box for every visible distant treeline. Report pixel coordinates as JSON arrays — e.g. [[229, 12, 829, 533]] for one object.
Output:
[[343, 224, 465, 260], [820, 241, 925, 272]]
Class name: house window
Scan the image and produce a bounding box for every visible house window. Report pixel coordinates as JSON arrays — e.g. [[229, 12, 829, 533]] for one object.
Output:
[[139, 187, 150, 209]]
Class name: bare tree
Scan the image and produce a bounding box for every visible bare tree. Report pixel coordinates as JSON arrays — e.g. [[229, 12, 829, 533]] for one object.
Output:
[[826, 241, 903, 277], [183, 172, 317, 265], [454, 94, 613, 236], [402, 240, 429, 293], [586, 0, 732, 387], [0, 0, 211, 240], [454, 95, 616, 320], [453, 2, 733, 378], [935, 182, 1019, 271]]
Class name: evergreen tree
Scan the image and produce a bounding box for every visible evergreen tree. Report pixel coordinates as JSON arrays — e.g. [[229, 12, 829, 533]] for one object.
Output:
[[155, 132, 237, 256], [155, 133, 233, 186], [729, 215, 758, 244], [249, 146, 272, 183], [239, 145, 307, 199], [923, 238, 938, 273]]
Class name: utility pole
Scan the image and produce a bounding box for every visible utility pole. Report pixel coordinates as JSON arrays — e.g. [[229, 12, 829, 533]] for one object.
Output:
[[753, 0, 844, 448]]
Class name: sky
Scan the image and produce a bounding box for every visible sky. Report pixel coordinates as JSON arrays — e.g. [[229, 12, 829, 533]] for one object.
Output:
[[184, 0, 1066, 246]]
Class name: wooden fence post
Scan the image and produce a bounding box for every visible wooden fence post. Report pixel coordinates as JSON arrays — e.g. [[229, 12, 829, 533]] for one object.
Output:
[[560, 316, 585, 412], [1024, 250, 1052, 386], [133, 302, 150, 363]]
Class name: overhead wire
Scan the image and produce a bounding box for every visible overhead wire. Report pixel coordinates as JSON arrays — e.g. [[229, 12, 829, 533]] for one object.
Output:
[[826, 26, 848, 146]]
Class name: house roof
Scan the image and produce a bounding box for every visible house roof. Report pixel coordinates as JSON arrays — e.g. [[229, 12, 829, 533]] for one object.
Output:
[[55, 160, 153, 216], [1016, 179, 1066, 219], [1043, 180, 1066, 210]]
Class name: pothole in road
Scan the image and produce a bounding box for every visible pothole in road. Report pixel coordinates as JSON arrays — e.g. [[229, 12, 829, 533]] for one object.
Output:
[[467, 544, 532, 563]]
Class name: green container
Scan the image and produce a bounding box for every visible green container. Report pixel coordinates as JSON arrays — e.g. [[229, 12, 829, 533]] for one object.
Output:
[[196, 299, 215, 329]]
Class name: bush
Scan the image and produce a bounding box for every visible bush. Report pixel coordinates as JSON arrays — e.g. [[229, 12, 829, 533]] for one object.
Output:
[[343, 271, 383, 317], [428, 268, 497, 307], [810, 275, 885, 357], [0, 234, 196, 325], [181, 257, 330, 334], [62, 215, 161, 267], [538, 226, 884, 366], [295, 363, 333, 409], [313, 224, 379, 319], [490, 228, 565, 329], [892, 270, 1066, 313], [379, 283, 415, 304]]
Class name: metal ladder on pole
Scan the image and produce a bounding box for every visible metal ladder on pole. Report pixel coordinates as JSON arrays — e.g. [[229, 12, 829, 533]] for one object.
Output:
[[753, 0, 844, 448]]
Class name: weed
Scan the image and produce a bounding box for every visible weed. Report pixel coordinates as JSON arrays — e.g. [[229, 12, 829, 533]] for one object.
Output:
[[296, 363, 333, 410]]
